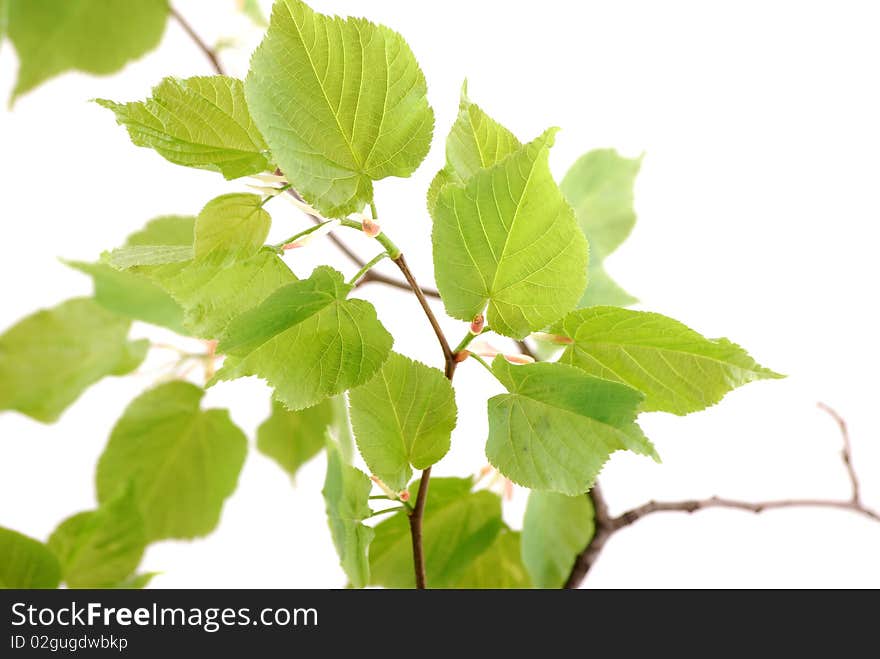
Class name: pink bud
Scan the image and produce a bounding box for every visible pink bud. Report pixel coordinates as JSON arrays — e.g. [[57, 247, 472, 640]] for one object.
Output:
[[362, 217, 381, 238], [454, 350, 471, 363], [532, 332, 574, 345], [469, 314, 485, 335], [282, 242, 304, 250], [398, 490, 411, 502], [503, 353, 535, 365]]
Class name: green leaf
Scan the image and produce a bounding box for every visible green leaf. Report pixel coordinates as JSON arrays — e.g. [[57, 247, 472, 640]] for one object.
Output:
[[65, 215, 194, 333], [0, 527, 61, 589], [215, 266, 393, 411], [522, 491, 594, 588], [7, 0, 169, 103], [554, 307, 784, 415], [561, 149, 642, 307], [110, 572, 158, 589], [97, 76, 271, 180], [65, 261, 185, 333], [245, 0, 434, 218], [95, 381, 248, 541], [112, 195, 295, 339], [427, 81, 522, 212], [125, 214, 196, 247], [239, 0, 269, 27], [369, 478, 503, 588], [322, 440, 374, 589], [349, 352, 456, 491], [431, 130, 588, 338], [257, 398, 333, 479], [48, 487, 146, 588], [0, 298, 147, 423], [454, 528, 531, 589], [486, 356, 657, 495]]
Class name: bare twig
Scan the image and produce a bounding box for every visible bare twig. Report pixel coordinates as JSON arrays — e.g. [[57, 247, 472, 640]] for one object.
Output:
[[817, 402, 859, 503], [170, 7, 225, 75], [564, 403, 879, 588]]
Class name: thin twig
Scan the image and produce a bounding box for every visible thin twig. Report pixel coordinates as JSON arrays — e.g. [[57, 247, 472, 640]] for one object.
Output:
[[564, 402, 879, 588], [170, 7, 224, 75], [280, 187, 442, 297], [817, 402, 859, 503]]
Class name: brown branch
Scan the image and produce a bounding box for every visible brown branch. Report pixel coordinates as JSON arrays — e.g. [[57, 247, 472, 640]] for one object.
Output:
[[408, 467, 433, 589], [564, 402, 879, 588], [170, 7, 224, 75], [563, 485, 613, 588]]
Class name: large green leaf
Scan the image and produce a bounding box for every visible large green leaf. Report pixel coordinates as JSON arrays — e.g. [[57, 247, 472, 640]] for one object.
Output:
[[431, 130, 588, 338], [0, 298, 147, 423], [427, 81, 521, 212], [486, 356, 657, 495], [48, 487, 146, 588], [522, 491, 594, 588], [7, 0, 168, 103], [0, 527, 61, 589], [257, 398, 333, 479], [97, 76, 271, 180], [110, 195, 295, 339], [215, 266, 393, 411], [65, 215, 194, 333], [95, 381, 248, 541], [349, 352, 456, 491], [322, 441, 374, 588], [369, 478, 503, 588], [561, 149, 642, 308], [455, 528, 531, 589], [245, 0, 434, 218], [554, 307, 783, 415]]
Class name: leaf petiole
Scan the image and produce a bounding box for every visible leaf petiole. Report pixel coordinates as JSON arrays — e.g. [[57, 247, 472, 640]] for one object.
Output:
[[348, 252, 389, 286]]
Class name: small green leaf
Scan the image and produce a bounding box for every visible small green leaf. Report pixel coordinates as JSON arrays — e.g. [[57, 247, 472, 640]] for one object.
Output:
[[455, 528, 531, 589], [215, 266, 393, 411], [245, 0, 434, 217], [97, 76, 270, 180], [65, 215, 193, 333], [111, 195, 295, 339], [239, 0, 269, 27], [0, 527, 61, 589], [125, 214, 196, 247], [431, 130, 588, 338], [486, 356, 656, 495], [554, 307, 784, 415], [48, 487, 146, 589], [349, 352, 456, 491], [96, 381, 248, 541], [0, 298, 146, 423], [369, 478, 503, 588], [322, 440, 374, 589], [522, 491, 594, 588], [257, 398, 333, 479], [427, 81, 522, 211], [65, 261, 185, 333], [7, 0, 169, 103]]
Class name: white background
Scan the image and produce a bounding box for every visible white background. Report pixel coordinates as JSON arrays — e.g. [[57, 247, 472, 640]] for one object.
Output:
[[1, 0, 878, 588]]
